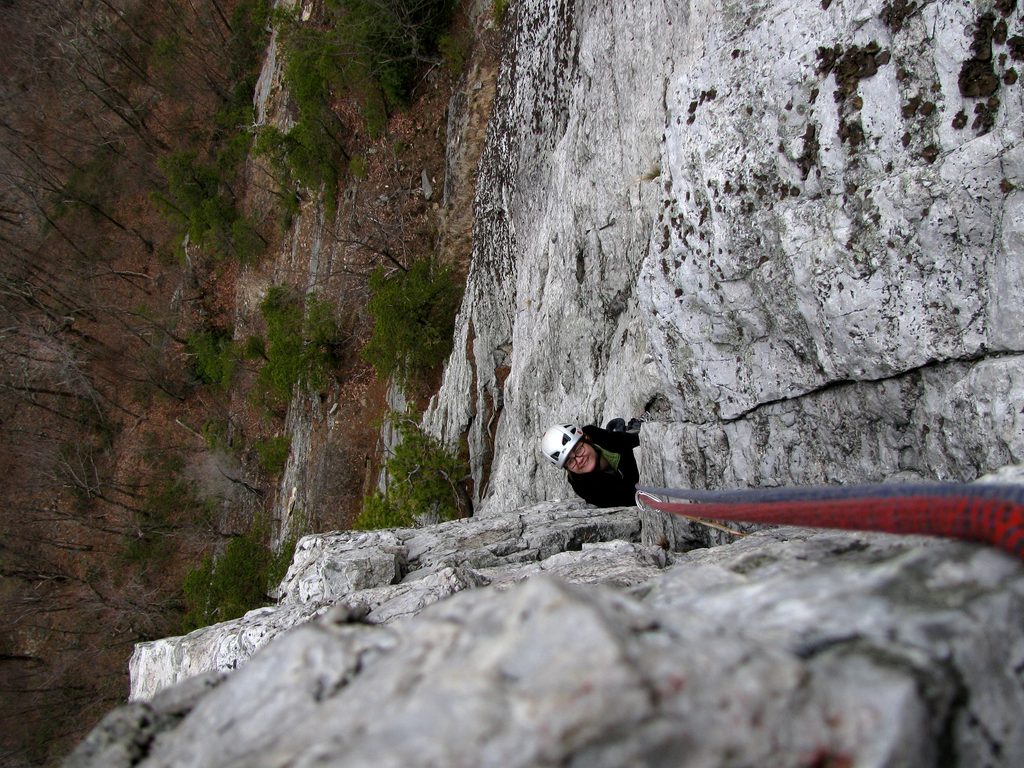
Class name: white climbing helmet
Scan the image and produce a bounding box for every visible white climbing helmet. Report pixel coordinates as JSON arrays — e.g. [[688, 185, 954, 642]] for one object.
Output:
[[540, 423, 583, 468]]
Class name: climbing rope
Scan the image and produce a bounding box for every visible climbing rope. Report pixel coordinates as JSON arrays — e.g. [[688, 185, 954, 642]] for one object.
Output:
[[635, 481, 1024, 559]]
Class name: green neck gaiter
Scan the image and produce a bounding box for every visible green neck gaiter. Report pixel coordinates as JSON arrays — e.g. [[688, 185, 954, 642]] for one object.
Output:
[[595, 445, 621, 474]]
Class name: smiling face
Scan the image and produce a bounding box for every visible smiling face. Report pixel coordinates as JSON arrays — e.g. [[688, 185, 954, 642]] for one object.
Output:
[[564, 440, 598, 474]]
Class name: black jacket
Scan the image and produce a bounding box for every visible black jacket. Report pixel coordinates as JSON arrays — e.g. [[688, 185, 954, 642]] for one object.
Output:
[[566, 425, 640, 508]]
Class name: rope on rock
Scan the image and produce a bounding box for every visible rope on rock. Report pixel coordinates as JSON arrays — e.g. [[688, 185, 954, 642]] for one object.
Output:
[[635, 482, 1024, 559]]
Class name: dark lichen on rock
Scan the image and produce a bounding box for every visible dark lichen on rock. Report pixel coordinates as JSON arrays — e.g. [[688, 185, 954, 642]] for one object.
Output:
[[954, 11, 1019, 135], [796, 123, 819, 180], [880, 0, 920, 34], [973, 97, 1000, 134], [995, 0, 1017, 17], [817, 43, 888, 153], [1008, 35, 1024, 61]]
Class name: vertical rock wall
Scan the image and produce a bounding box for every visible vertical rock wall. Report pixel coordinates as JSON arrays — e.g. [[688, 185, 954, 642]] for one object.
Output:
[[642, 0, 1024, 491], [427, 0, 1024, 511], [425, 0, 691, 511]]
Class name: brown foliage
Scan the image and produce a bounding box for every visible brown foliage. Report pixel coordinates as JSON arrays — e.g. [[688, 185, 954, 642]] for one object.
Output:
[[0, 0, 488, 762], [0, 0, 269, 763]]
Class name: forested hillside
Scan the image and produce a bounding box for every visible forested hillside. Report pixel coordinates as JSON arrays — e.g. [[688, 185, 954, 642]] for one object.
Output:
[[0, 0, 484, 763]]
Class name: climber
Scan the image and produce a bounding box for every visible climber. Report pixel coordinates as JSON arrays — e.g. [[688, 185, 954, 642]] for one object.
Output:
[[539, 418, 643, 508]]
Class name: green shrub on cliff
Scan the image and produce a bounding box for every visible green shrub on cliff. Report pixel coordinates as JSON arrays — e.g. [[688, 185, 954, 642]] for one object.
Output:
[[255, 434, 291, 475], [254, 287, 346, 405], [186, 328, 239, 391], [355, 413, 467, 530], [362, 258, 461, 386], [493, 0, 510, 24], [153, 151, 267, 263], [263, 0, 457, 207], [182, 520, 295, 631]]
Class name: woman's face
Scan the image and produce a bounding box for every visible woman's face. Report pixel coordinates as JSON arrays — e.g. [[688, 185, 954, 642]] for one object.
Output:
[[565, 440, 597, 474]]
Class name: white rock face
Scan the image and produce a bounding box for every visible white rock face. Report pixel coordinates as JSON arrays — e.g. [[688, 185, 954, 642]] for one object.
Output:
[[643, 0, 1024, 422], [74, 525, 1024, 768], [641, 357, 1024, 496], [127, 603, 325, 703], [424, 0, 682, 513], [426, 0, 1024, 514], [127, 502, 648, 701]]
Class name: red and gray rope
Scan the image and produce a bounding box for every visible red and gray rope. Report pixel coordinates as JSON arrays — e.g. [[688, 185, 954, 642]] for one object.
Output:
[[635, 482, 1024, 559]]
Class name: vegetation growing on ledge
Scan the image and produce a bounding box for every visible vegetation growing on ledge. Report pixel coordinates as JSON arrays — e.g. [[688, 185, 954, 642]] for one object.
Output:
[[493, 0, 511, 24], [181, 518, 296, 632], [258, 0, 457, 208], [356, 411, 469, 530], [186, 327, 240, 391], [153, 150, 268, 263], [255, 434, 292, 475], [254, 287, 349, 407], [151, 0, 274, 262]]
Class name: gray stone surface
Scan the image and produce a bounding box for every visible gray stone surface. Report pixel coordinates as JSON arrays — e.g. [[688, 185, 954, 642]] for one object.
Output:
[[76, 524, 1024, 767], [425, 0, 1024, 515], [643, 0, 1024, 423], [638, 489, 763, 552], [640, 357, 1024, 496], [65, 673, 224, 768], [128, 602, 328, 703], [128, 502, 644, 701]]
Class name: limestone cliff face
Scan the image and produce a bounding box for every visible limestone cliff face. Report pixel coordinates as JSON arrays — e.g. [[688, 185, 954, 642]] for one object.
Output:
[[70, 0, 1024, 765], [425, 0, 1024, 513], [424, 0, 680, 512]]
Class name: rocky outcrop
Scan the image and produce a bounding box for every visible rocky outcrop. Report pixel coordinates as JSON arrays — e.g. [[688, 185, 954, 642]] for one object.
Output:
[[127, 501, 650, 701], [72, 520, 1024, 767]]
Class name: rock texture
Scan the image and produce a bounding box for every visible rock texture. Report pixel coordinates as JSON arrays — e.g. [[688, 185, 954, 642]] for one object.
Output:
[[644, 0, 1024, 422], [73, 521, 1024, 767], [425, 0, 1024, 514], [637, 0, 1024, 500], [128, 502, 648, 701]]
